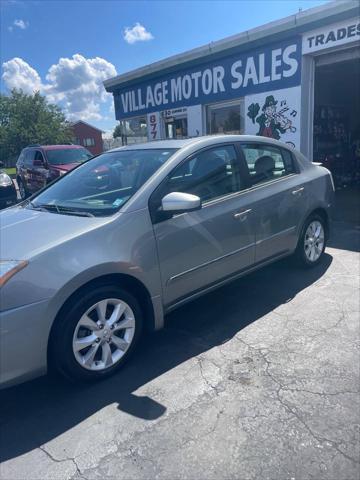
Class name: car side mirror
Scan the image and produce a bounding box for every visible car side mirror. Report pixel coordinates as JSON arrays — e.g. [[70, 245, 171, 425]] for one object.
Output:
[[161, 192, 201, 213]]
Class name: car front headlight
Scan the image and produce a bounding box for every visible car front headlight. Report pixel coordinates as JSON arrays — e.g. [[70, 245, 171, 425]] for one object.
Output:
[[0, 173, 13, 187], [0, 260, 28, 287]]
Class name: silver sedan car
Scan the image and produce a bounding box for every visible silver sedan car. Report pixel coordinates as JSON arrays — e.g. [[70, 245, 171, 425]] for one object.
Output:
[[0, 135, 334, 388]]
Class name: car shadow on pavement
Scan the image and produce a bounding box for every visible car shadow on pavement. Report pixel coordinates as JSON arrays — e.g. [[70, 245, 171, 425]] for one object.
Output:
[[0, 254, 332, 462]]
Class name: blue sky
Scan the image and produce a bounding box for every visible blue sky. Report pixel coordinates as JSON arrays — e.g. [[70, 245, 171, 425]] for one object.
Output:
[[1, 0, 328, 133]]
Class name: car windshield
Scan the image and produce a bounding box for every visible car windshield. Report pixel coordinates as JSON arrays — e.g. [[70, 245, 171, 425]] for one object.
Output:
[[29, 148, 177, 216], [45, 148, 93, 165]]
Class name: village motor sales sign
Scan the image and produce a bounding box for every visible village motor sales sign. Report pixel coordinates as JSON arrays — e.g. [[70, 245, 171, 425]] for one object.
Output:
[[114, 37, 302, 119], [303, 17, 360, 54]]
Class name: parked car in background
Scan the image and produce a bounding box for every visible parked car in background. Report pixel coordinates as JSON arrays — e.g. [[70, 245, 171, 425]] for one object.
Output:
[[16, 144, 93, 199], [0, 135, 334, 388], [0, 161, 17, 209]]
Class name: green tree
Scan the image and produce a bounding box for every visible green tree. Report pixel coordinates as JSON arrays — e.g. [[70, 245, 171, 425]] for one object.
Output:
[[0, 89, 74, 166], [113, 123, 122, 138]]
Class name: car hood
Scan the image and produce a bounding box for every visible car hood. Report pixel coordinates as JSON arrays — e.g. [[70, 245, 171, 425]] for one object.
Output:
[[49, 162, 80, 172], [0, 205, 110, 260]]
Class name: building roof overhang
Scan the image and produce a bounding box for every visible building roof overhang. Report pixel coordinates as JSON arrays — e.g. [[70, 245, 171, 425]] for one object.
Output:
[[104, 1, 359, 92]]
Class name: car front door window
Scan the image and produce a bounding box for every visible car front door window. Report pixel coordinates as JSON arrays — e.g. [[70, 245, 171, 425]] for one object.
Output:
[[34, 151, 45, 165], [165, 145, 241, 203]]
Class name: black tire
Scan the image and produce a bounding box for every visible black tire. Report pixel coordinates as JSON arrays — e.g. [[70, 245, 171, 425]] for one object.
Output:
[[49, 285, 143, 383], [17, 177, 27, 200], [294, 213, 327, 268]]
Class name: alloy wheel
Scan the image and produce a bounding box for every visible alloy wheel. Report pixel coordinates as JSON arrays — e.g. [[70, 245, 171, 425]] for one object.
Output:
[[72, 298, 136, 371], [304, 220, 324, 262]]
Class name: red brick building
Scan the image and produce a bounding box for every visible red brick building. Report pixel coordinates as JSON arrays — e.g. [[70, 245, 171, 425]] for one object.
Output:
[[72, 121, 104, 156]]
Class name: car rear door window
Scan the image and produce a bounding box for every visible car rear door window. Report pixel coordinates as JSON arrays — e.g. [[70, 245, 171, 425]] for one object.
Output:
[[165, 145, 241, 203], [25, 150, 35, 167], [240, 144, 296, 186]]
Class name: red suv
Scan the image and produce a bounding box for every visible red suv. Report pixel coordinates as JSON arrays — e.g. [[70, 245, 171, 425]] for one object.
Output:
[[16, 144, 93, 199]]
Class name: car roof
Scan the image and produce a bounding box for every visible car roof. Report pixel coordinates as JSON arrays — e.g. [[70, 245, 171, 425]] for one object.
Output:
[[24, 145, 86, 150], [112, 138, 198, 151], [109, 135, 296, 152], [42, 145, 86, 150]]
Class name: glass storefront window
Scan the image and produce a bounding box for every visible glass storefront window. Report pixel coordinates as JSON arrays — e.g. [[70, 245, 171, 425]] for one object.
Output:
[[120, 116, 148, 145], [206, 99, 244, 135], [165, 117, 188, 139]]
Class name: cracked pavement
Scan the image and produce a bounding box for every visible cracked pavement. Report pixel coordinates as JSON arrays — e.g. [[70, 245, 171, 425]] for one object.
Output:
[[0, 220, 359, 480]]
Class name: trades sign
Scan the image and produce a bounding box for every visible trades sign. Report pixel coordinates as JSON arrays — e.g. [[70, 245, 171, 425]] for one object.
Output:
[[114, 37, 302, 119], [303, 17, 360, 54]]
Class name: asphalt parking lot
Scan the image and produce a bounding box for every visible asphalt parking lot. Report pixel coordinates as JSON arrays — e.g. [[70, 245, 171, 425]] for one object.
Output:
[[0, 217, 359, 480]]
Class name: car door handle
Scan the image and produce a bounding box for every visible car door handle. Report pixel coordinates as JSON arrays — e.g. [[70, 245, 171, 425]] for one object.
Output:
[[233, 209, 252, 220], [292, 187, 304, 195]]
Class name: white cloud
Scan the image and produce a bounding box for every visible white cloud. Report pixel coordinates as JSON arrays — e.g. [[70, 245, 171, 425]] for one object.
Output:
[[8, 19, 29, 31], [44, 54, 117, 120], [14, 19, 28, 29], [1, 54, 117, 122], [123, 22, 153, 44], [2, 57, 41, 93]]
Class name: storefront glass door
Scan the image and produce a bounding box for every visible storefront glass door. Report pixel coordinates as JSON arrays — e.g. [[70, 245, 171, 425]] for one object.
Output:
[[165, 117, 188, 139]]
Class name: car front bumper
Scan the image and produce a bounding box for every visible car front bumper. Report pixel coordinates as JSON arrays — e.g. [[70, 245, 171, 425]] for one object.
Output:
[[0, 299, 51, 389], [0, 185, 18, 209], [0, 195, 17, 209]]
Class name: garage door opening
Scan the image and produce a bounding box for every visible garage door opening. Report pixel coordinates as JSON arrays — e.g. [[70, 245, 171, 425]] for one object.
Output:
[[313, 53, 360, 191]]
